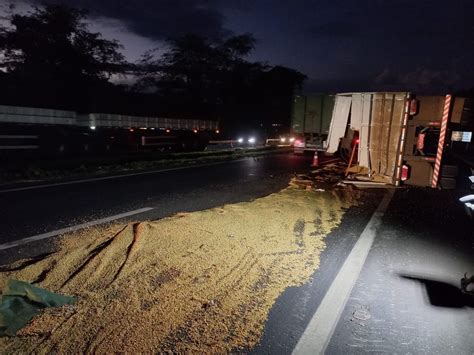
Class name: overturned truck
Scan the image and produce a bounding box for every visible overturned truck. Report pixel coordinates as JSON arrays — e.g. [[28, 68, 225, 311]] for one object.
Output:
[[325, 92, 473, 188]]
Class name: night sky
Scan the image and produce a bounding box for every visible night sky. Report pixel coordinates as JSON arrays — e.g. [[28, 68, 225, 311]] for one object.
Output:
[[3, 0, 474, 93]]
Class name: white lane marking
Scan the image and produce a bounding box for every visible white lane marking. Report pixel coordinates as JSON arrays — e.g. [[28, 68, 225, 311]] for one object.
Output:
[[0, 158, 252, 194], [293, 189, 395, 355], [0, 207, 154, 251]]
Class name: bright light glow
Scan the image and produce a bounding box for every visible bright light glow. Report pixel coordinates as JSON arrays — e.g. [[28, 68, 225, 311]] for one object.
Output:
[[459, 194, 474, 203], [248, 137, 256, 144], [280, 137, 286, 143], [237, 138, 244, 143], [140, 127, 147, 130], [216, 129, 220, 134], [129, 128, 134, 132], [289, 137, 295, 142], [166, 129, 171, 133], [150, 128, 155, 130], [193, 129, 198, 133], [90, 126, 96, 130]]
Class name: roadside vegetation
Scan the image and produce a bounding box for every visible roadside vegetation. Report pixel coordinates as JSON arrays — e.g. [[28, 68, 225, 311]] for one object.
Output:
[[0, 147, 293, 185]]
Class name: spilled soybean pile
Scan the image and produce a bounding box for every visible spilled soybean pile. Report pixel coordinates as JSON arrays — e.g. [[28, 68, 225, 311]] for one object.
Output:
[[0, 179, 359, 353]]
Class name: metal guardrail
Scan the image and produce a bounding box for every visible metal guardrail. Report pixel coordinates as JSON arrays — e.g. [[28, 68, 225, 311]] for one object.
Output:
[[208, 140, 237, 144], [209, 139, 293, 147], [265, 138, 281, 144]]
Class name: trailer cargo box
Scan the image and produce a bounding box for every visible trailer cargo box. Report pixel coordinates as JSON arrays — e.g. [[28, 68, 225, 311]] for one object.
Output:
[[326, 92, 409, 185], [326, 92, 473, 188], [403, 95, 472, 188], [0, 105, 218, 156], [291, 94, 334, 153]]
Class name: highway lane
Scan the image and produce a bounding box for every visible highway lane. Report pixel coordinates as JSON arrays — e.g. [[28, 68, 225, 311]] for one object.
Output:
[[326, 188, 474, 354], [0, 151, 383, 353], [0, 154, 312, 247], [1, 152, 472, 353]]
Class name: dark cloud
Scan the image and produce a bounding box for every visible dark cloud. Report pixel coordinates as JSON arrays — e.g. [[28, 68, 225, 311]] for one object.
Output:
[[373, 68, 461, 94], [10, 0, 474, 91], [25, 0, 231, 40], [307, 21, 359, 38], [306, 17, 473, 42]]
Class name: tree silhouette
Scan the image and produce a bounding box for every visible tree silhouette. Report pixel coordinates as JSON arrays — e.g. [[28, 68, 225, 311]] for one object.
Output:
[[136, 34, 257, 103], [136, 33, 306, 133], [0, 4, 307, 135], [0, 4, 127, 110]]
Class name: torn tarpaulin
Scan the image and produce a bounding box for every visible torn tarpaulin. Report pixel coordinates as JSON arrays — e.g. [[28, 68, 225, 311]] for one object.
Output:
[[0, 279, 75, 336]]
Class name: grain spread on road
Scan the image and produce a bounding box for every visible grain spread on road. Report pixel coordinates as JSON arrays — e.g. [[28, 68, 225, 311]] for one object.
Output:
[[0, 176, 359, 353]]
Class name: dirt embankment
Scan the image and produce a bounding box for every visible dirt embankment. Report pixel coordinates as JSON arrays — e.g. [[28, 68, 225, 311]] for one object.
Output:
[[0, 172, 359, 353]]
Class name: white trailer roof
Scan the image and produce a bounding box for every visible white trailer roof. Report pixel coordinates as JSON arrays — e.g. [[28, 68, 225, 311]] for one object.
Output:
[[77, 113, 218, 130], [0, 105, 218, 130], [0, 105, 76, 125]]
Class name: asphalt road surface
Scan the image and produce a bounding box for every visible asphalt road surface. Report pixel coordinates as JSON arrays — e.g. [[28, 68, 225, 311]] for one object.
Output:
[[0, 154, 313, 256], [1, 153, 473, 353]]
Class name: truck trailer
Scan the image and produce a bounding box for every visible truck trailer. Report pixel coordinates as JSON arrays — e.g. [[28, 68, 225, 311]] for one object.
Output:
[[325, 92, 473, 189], [0, 105, 219, 158], [291, 94, 335, 154]]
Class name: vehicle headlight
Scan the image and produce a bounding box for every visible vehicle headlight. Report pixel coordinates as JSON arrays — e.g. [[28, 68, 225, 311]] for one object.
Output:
[[289, 137, 295, 142], [237, 137, 244, 143], [280, 137, 286, 143], [248, 137, 256, 144]]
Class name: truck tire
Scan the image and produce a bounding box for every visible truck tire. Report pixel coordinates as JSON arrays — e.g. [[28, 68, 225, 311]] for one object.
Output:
[[441, 164, 458, 178], [440, 177, 456, 189]]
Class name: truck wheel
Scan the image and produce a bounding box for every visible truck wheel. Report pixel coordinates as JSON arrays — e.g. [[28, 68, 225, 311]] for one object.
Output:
[[441, 165, 458, 178], [440, 177, 456, 189]]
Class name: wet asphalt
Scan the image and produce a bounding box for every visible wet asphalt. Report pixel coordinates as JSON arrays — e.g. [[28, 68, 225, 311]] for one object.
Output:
[[326, 187, 474, 354]]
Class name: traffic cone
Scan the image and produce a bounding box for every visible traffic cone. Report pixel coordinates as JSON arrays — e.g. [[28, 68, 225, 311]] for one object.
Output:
[[311, 151, 319, 167]]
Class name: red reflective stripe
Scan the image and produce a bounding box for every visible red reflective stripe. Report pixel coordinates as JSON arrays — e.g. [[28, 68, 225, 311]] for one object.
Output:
[[431, 94, 451, 188]]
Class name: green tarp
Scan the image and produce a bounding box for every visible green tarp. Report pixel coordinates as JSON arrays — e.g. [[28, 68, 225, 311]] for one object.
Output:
[[0, 279, 75, 336]]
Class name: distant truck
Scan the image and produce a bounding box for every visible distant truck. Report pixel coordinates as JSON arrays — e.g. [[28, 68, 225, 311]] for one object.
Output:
[[325, 92, 473, 189], [291, 94, 335, 154], [0, 105, 219, 158]]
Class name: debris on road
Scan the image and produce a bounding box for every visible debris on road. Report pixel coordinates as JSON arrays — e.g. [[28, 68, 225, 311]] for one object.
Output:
[[0, 170, 360, 353], [0, 279, 75, 336]]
